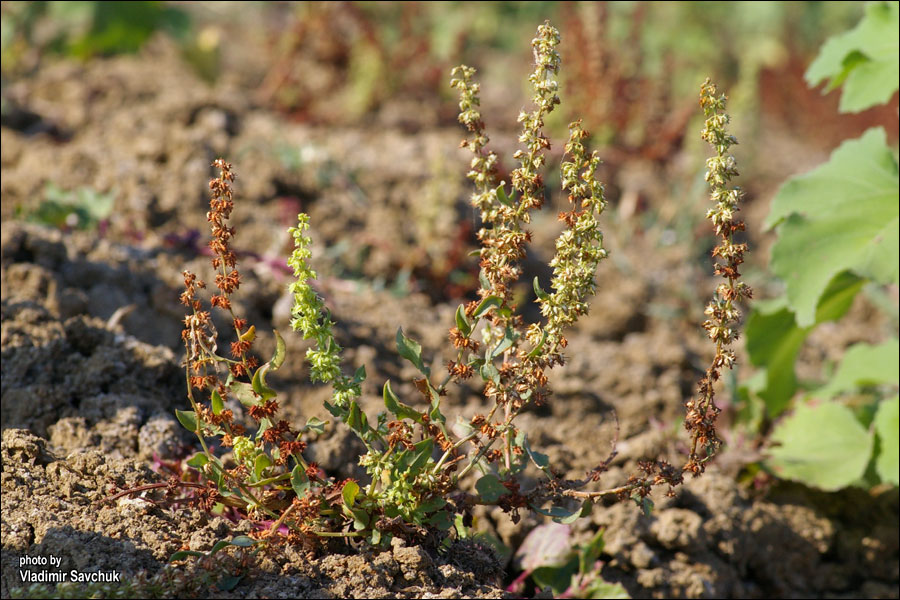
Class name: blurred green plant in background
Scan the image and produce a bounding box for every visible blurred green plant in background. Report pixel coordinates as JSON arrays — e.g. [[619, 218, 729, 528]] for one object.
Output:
[[19, 182, 115, 231], [741, 1, 899, 492], [1, 1, 190, 72]]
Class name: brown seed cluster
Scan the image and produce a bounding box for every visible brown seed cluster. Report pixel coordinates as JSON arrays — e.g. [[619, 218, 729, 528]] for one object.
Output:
[[684, 80, 752, 476]]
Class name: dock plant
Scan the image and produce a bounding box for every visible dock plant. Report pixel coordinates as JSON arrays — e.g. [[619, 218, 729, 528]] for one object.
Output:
[[114, 20, 748, 565]]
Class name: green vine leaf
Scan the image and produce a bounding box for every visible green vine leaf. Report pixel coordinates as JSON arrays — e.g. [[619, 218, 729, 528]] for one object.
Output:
[[767, 402, 873, 490], [805, 1, 899, 113], [874, 396, 900, 485], [811, 338, 899, 400], [744, 272, 864, 416], [766, 128, 899, 327]]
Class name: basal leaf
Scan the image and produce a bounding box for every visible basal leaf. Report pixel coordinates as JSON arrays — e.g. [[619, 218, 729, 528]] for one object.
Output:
[[766, 128, 899, 326], [514, 522, 572, 571], [342, 480, 360, 507], [873, 395, 900, 485], [229, 535, 257, 547], [767, 402, 873, 490]]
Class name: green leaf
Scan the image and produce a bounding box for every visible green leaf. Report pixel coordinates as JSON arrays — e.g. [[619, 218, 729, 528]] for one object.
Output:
[[475, 474, 507, 503], [396, 327, 430, 376], [583, 580, 631, 599], [175, 409, 198, 433], [497, 184, 512, 207], [523, 435, 552, 475], [578, 527, 604, 578], [218, 575, 243, 592], [347, 400, 369, 434], [766, 128, 899, 327], [813, 339, 900, 400], [874, 396, 900, 485], [210, 389, 225, 415], [383, 380, 423, 423], [806, 1, 899, 112], [229, 381, 260, 407], [454, 514, 470, 539], [251, 365, 276, 402], [342, 480, 360, 507], [229, 535, 256, 547], [527, 328, 549, 359], [208, 540, 231, 556], [302, 416, 327, 435], [418, 496, 448, 513], [407, 438, 434, 473], [455, 304, 472, 337], [370, 528, 382, 545], [291, 464, 310, 497], [270, 329, 286, 370], [253, 454, 271, 481], [353, 364, 367, 384], [425, 510, 453, 530], [350, 507, 370, 530], [746, 269, 866, 415], [479, 361, 500, 384], [532, 501, 591, 524], [487, 326, 518, 360], [532, 561, 578, 595], [767, 402, 873, 490], [473, 295, 502, 318], [186, 453, 208, 468], [533, 276, 550, 301]]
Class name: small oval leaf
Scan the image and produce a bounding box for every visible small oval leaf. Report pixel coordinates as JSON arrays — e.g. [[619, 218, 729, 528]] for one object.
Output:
[[175, 409, 198, 433], [210, 389, 225, 415]]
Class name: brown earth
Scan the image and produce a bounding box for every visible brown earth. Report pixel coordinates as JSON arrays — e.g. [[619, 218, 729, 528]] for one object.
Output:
[[2, 39, 898, 599]]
